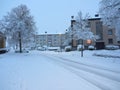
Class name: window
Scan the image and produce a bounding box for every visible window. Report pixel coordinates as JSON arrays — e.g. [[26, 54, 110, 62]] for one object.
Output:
[[118, 41, 120, 44], [108, 29, 113, 35], [86, 22, 91, 28], [108, 39, 113, 44], [96, 22, 103, 40]]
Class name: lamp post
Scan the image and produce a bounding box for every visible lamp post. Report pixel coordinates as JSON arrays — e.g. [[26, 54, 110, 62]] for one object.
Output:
[[71, 16, 76, 50], [59, 33, 62, 51], [45, 31, 47, 50], [71, 16, 74, 48], [65, 29, 68, 41]]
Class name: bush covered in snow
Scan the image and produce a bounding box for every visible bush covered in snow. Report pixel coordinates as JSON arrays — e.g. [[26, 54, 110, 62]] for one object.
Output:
[[37, 47, 45, 51], [88, 45, 95, 50], [65, 46, 71, 52], [0, 48, 9, 54], [77, 45, 84, 51], [105, 45, 119, 50]]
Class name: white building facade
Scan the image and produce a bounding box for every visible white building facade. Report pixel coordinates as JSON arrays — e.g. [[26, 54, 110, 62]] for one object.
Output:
[[36, 34, 65, 48]]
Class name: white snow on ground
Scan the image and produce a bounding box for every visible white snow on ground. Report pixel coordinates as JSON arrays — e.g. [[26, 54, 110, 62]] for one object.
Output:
[[0, 49, 120, 90], [43, 50, 120, 70]]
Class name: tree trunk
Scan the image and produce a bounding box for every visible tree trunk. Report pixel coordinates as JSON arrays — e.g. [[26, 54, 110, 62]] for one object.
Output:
[[18, 31, 22, 53]]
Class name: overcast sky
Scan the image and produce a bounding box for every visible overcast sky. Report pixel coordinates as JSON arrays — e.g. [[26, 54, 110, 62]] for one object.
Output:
[[0, 0, 100, 34]]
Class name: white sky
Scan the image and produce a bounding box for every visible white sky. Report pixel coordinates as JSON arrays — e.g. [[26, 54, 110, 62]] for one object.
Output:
[[0, 0, 100, 34]]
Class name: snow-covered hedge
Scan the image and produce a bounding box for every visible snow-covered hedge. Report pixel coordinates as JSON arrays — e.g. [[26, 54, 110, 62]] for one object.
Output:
[[88, 45, 95, 50], [105, 45, 119, 50], [77, 45, 84, 51], [65, 46, 71, 52]]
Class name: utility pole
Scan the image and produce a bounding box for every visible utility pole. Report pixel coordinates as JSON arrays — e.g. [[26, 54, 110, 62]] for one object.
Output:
[[45, 31, 47, 50]]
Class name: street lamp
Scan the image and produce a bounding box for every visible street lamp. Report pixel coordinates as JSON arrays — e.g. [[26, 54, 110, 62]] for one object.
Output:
[[65, 29, 68, 40], [45, 31, 47, 50], [71, 16, 74, 49], [59, 33, 62, 51], [71, 16, 77, 50]]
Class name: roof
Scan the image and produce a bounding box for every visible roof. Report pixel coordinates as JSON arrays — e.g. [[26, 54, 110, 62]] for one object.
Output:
[[88, 18, 101, 21]]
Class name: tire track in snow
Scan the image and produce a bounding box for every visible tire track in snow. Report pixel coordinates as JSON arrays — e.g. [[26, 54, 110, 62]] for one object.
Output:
[[58, 56, 120, 74], [43, 53, 120, 82], [57, 56, 120, 82], [40, 53, 120, 90]]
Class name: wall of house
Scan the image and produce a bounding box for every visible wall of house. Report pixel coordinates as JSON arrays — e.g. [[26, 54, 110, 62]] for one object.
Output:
[[0, 33, 6, 48], [88, 18, 119, 49]]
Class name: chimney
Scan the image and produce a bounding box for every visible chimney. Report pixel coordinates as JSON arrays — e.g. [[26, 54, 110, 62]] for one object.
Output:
[[95, 14, 99, 17]]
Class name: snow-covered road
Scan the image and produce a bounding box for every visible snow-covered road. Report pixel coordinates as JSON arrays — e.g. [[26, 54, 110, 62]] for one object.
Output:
[[0, 50, 120, 90], [41, 52, 120, 90]]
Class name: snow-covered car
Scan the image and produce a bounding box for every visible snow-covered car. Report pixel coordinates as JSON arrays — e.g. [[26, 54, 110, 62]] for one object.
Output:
[[0, 48, 9, 54], [48, 47, 60, 51], [37, 47, 45, 51], [65, 46, 72, 52]]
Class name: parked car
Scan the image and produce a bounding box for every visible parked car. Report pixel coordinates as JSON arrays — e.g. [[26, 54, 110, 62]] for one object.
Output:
[[37, 47, 45, 51], [47, 47, 60, 51], [0, 48, 9, 54], [65, 46, 71, 52]]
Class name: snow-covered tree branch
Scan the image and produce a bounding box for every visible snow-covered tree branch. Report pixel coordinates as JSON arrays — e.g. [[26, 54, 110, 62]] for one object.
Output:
[[99, 0, 120, 40], [63, 11, 97, 51], [70, 11, 96, 41], [0, 4, 37, 52]]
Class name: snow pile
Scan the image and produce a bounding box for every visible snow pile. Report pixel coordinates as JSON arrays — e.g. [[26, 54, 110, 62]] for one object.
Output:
[[93, 50, 120, 58], [105, 45, 119, 50]]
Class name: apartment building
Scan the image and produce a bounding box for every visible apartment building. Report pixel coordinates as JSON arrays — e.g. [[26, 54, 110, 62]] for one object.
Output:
[[36, 34, 65, 48], [88, 18, 119, 49], [0, 32, 7, 53], [69, 17, 120, 49], [36, 17, 119, 50], [0, 32, 6, 48]]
